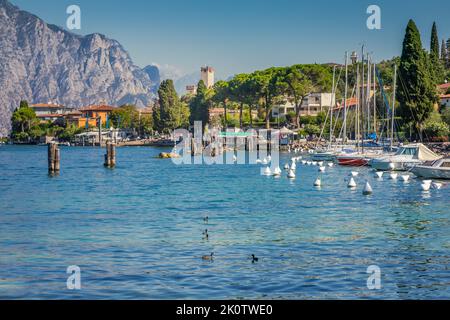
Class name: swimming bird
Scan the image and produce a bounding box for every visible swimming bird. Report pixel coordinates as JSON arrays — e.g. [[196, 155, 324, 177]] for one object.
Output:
[[202, 252, 214, 261], [251, 254, 259, 263], [202, 229, 209, 240], [203, 216, 209, 223]]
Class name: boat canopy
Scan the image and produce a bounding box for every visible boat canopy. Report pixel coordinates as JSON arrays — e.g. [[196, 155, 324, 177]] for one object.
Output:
[[398, 143, 442, 161]]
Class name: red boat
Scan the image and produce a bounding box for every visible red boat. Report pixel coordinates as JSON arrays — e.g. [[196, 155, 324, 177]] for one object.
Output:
[[337, 154, 369, 166]]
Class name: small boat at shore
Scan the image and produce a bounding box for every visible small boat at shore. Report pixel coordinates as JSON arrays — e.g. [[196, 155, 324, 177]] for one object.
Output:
[[370, 144, 441, 171], [410, 158, 450, 179]]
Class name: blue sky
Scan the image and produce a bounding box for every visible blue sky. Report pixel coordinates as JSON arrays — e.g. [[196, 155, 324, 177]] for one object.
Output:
[[10, 0, 450, 77]]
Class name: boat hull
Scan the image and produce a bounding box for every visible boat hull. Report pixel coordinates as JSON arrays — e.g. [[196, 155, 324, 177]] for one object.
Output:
[[337, 156, 369, 166], [410, 166, 450, 179]]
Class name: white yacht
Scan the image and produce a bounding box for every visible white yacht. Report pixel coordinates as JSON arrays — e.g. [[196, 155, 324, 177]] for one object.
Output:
[[410, 158, 450, 179], [370, 144, 441, 171]]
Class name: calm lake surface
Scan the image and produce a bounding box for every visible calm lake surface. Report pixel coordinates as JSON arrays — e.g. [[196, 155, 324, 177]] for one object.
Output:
[[0, 145, 449, 299]]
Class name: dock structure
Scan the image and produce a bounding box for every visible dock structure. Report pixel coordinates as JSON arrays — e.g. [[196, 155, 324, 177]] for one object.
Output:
[[48, 142, 60, 175], [104, 141, 116, 168]]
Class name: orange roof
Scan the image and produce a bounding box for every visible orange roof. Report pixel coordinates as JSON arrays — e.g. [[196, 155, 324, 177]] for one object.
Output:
[[440, 94, 450, 99], [139, 107, 153, 114], [31, 103, 65, 108], [79, 105, 115, 112], [438, 83, 450, 90], [334, 97, 358, 110]]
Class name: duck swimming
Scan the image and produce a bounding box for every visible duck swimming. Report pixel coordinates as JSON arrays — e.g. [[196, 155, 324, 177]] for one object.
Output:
[[251, 254, 259, 263], [202, 229, 209, 240], [202, 252, 214, 261]]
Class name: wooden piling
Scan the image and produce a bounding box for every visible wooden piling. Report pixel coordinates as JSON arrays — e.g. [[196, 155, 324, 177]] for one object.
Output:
[[48, 142, 60, 174], [104, 141, 116, 168]]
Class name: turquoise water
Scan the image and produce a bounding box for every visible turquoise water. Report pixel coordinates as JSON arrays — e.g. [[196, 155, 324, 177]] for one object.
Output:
[[0, 145, 449, 299]]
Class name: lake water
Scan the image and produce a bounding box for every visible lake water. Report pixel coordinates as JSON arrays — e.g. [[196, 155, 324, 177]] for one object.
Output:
[[0, 145, 449, 299]]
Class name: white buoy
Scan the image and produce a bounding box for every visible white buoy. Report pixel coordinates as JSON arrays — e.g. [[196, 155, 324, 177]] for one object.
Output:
[[287, 169, 296, 179], [327, 162, 334, 167], [348, 177, 357, 188], [273, 167, 282, 176], [262, 158, 268, 165], [319, 166, 326, 172], [362, 181, 373, 195], [312, 161, 318, 166], [284, 163, 290, 170], [306, 161, 312, 166], [290, 162, 296, 170], [400, 175, 410, 182], [421, 183, 431, 191], [423, 180, 432, 185], [301, 160, 307, 165], [389, 162, 395, 170], [351, 171, 359, 177], [432, 182, 443, 190], [375, 171, 384, 179], [256, 159, 262, 164], [318, 161, 324, 167], [389, 173, 398, 180], [314, 177, 321, 187], [263, 166, 272, 176]]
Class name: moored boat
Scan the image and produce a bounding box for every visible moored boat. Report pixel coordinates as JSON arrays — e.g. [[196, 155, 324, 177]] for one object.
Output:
[[369, 143, 441, 171], [410, 158, 450, 179]]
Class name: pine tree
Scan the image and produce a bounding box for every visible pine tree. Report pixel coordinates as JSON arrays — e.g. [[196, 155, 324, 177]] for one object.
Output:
[[429, 22, 445, 83], [397, 20, 438, 140]]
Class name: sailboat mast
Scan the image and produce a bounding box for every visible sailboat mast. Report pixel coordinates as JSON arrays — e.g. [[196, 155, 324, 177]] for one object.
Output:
[[343, 52, 348, 144], [330, 65, 336, 148], [373, 62, 377, 135], [391, 64, 397, 149], [356, 63, 360, 151], [367, 54, 371, 134]]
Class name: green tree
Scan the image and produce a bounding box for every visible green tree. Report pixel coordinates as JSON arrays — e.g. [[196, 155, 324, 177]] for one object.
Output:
[[110, 105, 139, 129], [11, 100, 37, 141], [397, 20, 438, 140], [189, 80, 210, 127], [430, 22, 445, 83], [212, 80, 231, 127]]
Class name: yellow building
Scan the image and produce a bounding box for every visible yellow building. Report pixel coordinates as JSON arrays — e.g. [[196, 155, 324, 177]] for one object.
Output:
[[66, 105, 115, 128]]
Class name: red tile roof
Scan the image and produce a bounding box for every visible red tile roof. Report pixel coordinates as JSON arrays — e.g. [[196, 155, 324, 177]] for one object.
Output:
[[438, 83, 450, 90], [79, 105, 115, 112], [440, 94, 450, 99]]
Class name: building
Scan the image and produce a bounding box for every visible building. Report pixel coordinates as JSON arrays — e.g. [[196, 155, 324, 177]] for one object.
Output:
[[201, 66, 215, 88], [186, 85, 197, 95], [30, 103, 73, 123], [272, 93, 336, 118], [438, 82, 450, 94], [67, 105, 115, 128], [440, 94, 450, 108]]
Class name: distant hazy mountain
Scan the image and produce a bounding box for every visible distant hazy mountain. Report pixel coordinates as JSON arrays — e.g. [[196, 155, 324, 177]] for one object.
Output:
[[0, 0, 157, 135]]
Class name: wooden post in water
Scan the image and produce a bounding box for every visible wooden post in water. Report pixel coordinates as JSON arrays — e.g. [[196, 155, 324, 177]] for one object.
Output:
[[48, 142, 60, 175], [104, 141, 116, 168]]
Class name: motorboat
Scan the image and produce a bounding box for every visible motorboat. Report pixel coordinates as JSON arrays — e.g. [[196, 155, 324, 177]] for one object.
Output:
[[370, 144, 441, 171], [410, 158, 450, 179]]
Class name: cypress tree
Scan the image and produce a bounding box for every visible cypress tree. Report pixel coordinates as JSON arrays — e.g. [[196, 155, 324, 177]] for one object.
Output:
[[430, 22, 439, 60], [397, 20, 437, 140], [189, 80, 210, 127], [155, 79, 183, 133], [447, 38, 450, 68]]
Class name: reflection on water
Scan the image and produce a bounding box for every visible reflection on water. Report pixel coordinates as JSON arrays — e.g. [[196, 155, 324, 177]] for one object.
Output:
[[0, 145, 449, 299]]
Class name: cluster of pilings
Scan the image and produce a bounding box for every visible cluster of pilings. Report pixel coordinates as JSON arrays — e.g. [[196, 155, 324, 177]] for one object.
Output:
[[104, 141, 116, 168], [48, 142, 60, 175]]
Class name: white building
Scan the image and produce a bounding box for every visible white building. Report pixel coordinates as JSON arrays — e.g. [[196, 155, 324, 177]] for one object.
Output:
[[272, 93, 336, 118]]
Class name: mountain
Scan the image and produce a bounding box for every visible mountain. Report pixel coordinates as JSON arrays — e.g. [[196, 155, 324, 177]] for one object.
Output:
[[0, 0, 157, 136]]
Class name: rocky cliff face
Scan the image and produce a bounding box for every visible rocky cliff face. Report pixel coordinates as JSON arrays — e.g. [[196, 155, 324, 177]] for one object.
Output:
[[0, 0, 157, 135]]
